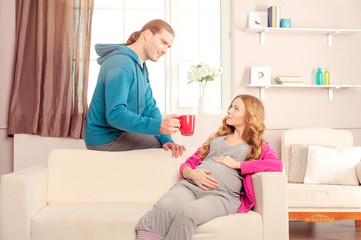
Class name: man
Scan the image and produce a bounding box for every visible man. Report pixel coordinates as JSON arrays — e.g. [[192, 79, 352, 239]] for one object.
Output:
[[84, 19, 185, 158]]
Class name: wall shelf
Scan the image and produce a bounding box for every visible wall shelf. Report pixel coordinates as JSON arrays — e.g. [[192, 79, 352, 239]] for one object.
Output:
[[245, 84, 361, 100], [246, 27, 361, 46]]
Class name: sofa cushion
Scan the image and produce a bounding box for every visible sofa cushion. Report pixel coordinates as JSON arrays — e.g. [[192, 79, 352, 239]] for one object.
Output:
[[304, 146, 361, 185], [31, 203, 263, 240], [47, 149, 198, 203], [31, 203, 151, 240], [194, 211, 263, 240], [288, 183, 361, 208]]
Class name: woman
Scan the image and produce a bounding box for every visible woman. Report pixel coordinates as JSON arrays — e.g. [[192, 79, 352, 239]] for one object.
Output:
[[135, 94, 283, 240], [84, 19, 185, 158]]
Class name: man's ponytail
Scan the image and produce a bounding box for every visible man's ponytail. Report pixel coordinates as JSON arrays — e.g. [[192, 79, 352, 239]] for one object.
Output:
[[126, 31, 141, 45]]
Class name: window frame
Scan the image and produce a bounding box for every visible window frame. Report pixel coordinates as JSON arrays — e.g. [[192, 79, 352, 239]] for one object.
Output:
[[88, 0, 233, 114], [167, 0, 232, 114]]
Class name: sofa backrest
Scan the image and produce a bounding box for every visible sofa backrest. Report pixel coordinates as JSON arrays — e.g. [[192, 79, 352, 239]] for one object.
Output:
[[47, 148, 197, 204], [281, 127, 353, 176]]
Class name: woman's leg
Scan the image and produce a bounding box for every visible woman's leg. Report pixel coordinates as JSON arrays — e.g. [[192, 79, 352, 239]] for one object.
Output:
[[164, 193, 240, 240], [136, 182, 196, 239]]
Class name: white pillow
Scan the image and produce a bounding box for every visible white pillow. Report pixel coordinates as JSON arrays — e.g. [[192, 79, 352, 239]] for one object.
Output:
[[304, 145, 361, 185], [357, 162, 361, 184]]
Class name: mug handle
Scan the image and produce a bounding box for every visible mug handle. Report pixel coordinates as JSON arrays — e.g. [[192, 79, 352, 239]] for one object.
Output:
[[175, 116, 183, 134]]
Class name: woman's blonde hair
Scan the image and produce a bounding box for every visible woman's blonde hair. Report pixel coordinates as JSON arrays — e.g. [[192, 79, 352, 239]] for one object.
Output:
[[199, 94, 266, 161], [126, 19, 175, 46]]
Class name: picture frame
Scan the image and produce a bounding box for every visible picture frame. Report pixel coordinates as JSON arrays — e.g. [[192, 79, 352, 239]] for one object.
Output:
[[248, 12, 268, 28], [250, 66, 271, 86]]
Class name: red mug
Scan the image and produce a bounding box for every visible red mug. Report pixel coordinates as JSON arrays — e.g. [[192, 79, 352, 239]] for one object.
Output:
[[178, 115, 195, 136]]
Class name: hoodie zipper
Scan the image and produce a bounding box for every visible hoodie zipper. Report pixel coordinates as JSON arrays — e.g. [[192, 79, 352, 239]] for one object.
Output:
[[134, 63, 139, 115], [133, 60, 149, 115]]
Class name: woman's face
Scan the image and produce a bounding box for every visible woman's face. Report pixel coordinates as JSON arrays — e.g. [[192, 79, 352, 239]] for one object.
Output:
[[144, 29, 174, 62], [226, 98, 247, 129]]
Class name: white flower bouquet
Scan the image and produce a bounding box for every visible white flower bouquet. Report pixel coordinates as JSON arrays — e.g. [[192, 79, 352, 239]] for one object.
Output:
[[187, 63, 222, 86]]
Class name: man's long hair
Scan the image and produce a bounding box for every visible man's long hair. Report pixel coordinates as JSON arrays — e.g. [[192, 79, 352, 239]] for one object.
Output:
[[126, 19, 174, 45], [199, 94, 266, 161]]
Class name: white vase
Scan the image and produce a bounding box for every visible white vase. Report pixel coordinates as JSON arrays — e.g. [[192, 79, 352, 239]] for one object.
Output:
[[198, 85, 211, 114]]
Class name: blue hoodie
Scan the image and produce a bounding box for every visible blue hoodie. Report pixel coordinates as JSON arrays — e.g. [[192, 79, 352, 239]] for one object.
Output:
[[84, 44, 173, 146]]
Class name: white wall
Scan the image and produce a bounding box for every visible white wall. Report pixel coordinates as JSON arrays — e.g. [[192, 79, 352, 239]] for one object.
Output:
[[0, 0, 15, 175], [235, 0, 361, 130]]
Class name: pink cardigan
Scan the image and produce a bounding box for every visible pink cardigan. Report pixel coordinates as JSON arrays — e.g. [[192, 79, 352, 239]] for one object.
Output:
[[179, 141, 283, 213]]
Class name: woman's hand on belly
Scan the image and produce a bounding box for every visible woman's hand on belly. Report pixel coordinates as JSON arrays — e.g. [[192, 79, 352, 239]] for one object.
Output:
[[212, 155, 241, 169], [183, 167, 218, 191]]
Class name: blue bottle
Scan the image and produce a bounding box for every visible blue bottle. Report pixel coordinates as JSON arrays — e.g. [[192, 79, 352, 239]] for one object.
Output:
[[317, 68, 323, 85]]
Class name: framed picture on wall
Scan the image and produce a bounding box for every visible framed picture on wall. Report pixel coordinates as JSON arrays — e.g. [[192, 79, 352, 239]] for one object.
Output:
[[250, 66, 271, 86], [248, 12, 268, 28]]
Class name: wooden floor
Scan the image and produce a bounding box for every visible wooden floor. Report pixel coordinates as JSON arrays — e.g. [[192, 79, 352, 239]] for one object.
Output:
[[289, 220, 361, 240]]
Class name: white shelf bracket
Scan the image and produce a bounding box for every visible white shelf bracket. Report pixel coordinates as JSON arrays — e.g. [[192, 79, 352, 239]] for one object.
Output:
[[260, 31, 265, 45], [260, 87, 265, 99], [328, 86, 341, 100], [327, 34, 333, 46], [328, 88, 333, 100], [327, 31, 338, 46]]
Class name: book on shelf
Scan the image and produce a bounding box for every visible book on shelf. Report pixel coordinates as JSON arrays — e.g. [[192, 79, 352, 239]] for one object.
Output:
[[275, 76, 304, 85], [268, 6, 280, 28], [275, 81, 304, 86], [276, 76, 303, 80]]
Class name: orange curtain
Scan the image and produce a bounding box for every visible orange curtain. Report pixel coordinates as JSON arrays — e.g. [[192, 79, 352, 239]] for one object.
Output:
[[8, 0, 94, 138]]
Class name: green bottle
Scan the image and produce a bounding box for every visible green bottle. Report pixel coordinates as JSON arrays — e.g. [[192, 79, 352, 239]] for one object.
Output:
[[324, 67, 330, 85]]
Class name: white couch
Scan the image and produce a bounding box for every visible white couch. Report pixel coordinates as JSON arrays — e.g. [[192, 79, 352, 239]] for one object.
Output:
[[1, 148, 289, 240], [282, 127, 361, 227]]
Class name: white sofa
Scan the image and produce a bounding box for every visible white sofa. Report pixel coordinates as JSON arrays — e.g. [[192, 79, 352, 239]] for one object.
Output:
[[1, 148, 289, 240], [282, 127, 361, 227]]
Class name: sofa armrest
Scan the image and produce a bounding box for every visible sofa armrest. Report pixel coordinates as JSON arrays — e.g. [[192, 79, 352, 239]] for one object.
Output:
[[252, 172, 289, 240], [357, 162, 361, 185], [0, 166, 48, 240]]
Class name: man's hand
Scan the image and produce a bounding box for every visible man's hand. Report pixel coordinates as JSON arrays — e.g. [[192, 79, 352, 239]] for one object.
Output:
[[212, 155, 241, 169], [182, 167, 218, 191], [160, 115, 180, 135], [162, 142, 186, 158]]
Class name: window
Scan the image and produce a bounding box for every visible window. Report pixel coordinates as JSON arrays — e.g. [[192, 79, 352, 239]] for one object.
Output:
[[88, 0, 231, 113]]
